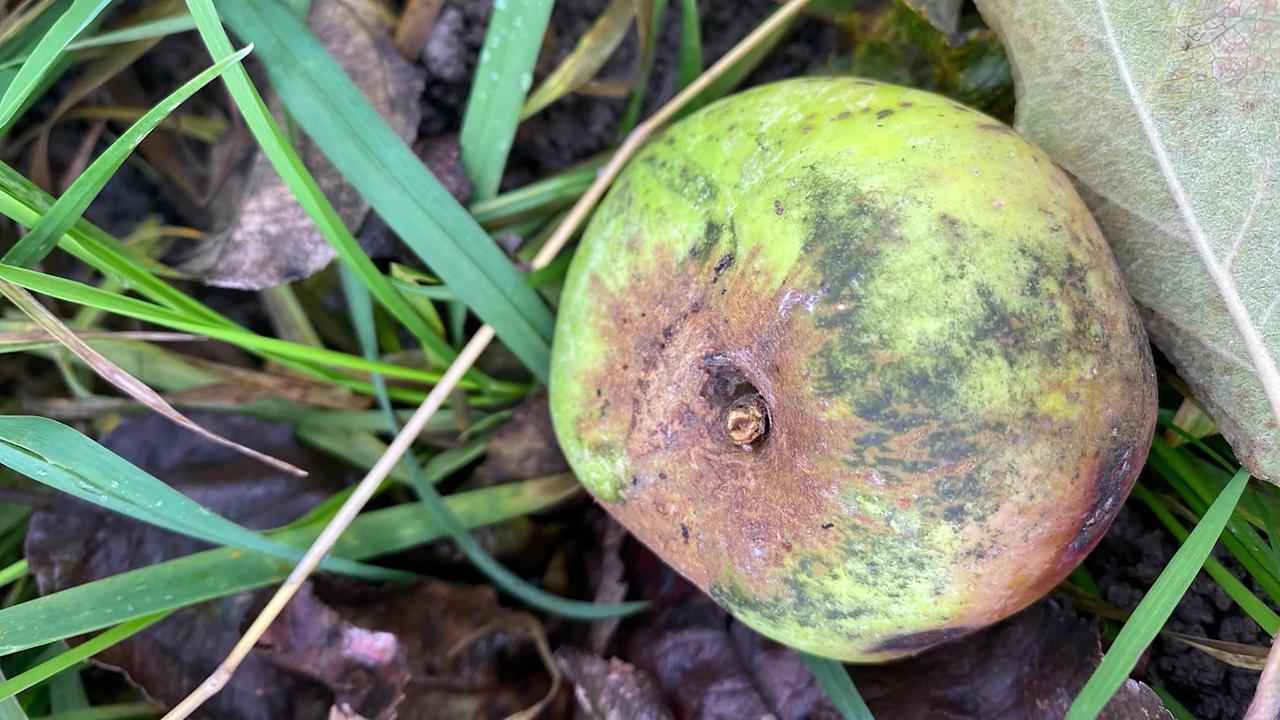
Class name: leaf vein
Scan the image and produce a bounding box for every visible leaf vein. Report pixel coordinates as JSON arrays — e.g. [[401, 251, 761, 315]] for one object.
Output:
[[1093, 0, 1280, 433]]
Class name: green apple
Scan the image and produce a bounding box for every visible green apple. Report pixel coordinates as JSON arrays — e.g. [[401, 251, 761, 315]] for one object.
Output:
[[549, 77, 1156, 661]]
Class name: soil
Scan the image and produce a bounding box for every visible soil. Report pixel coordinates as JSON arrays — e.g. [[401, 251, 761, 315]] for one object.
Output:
[[418, 0, 840, 188], [1087, 498, 1269, 719]]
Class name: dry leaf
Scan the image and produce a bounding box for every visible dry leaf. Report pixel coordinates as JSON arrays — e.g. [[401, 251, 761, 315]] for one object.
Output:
[[555, 648, 672, 720], [1164, 631, 1270, 671], [852, 600, 1172, 719], [974, 0, 1280, 480], [257, 584, 408, 720], [473, 391, 569, 485], [185, 0, 424, 289], [25, 413, 347, 720], [332, 581, 563, 720], [902, 0, 964, 38]]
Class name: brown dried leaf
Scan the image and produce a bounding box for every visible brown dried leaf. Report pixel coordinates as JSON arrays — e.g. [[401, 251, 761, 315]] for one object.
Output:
[[473, 391, 569, 485], [620, 545, 1169, 720], [589, 520, 629, 656], [332, 581, 562, 720], [623, 595, 841, 720], [392, 0, 446, 59], [258, 584, 408, 720], [852, 601, 1172, 720], [171, 354, 370, 410], [0, 329, 198, 349], [185, 0, 424, 289], [25, 413, 346, 719], [1164, 631, 1270, 672], [555, 647, 672, 720]]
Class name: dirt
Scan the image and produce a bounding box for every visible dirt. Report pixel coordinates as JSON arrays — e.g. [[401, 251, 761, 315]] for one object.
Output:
[[417, 0, 839, 188], [1086, 498, 1269, 718]]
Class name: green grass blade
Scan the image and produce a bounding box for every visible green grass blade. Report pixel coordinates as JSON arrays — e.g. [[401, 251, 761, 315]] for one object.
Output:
[[0, 263, 483, 389], [458, 0, 554, 200], [0, 561, 26, 590], [677, 0, 702, 90], [1148, 442, 1280, 602], [295, 425, 419, 485], [799, 653, 874, 720], [1152, 685, 1200, 720], [0, 0, 70, 65], [284, 405, 474, 433], [346, 253, 645, 620], [0, 671, 24, 720], [0, 416, 403, 582], [289, 433, 490, 527], [0, 0, 111, 131], [469, 162, 600, 226], [1066, 468, 1250, 720], [28, 703, 157, 720], [4, 46, 252, 268], [677, 2, 793, 121], [0, 165, 230, 327], [0, 475, 578, 654], [0, 614, 164, 701], [339, 264, 398, 431], [0, 14, 199, 71], [209, 0, 556, 380], [520, 0, 635, 120], [405, 468, 647, 619], [0, 673, 19, 720], [1250, 487, 1280, 577], [618, 0, 667, 134], [178, 1, 464, 376], [1155, 415, 1234, 472], [1133, 484, 1280, 634]]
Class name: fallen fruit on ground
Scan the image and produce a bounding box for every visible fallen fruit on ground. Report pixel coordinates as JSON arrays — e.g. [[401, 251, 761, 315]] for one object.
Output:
[[549, 77, 1157, 662]]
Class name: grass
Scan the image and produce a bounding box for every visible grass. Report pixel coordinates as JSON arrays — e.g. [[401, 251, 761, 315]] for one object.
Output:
[[458, 0, 554, 201], [0, 1, 1270, 718], [1067, 469, 1251, 719]]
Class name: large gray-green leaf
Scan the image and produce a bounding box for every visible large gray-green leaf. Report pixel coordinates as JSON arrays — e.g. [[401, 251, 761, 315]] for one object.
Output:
[[975, 0, 1280, 480]]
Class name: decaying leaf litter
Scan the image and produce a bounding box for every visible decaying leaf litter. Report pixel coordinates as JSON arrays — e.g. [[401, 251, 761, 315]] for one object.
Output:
[[0, 0, 1274, 718]]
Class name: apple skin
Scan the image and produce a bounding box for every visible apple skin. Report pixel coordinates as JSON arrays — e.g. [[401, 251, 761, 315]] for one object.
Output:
[[548, 77, 1156, 662]]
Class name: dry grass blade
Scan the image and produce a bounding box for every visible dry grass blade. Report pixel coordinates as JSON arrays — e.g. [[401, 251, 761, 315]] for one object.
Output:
[[447, 614, 561, 720], [0, 329, 198, 347], [520, 0, 637, 120], [392, 0, 444, 59], [160, 2, 814, 716], [1163, 632, 1269, 671], [0, 279, 306, 476]]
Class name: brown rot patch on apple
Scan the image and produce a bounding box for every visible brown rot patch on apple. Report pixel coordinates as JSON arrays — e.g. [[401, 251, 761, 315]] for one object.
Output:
[[570, 242, 848, 590], [1068, 442, 1141, 557], [873, 626, 972, 654]]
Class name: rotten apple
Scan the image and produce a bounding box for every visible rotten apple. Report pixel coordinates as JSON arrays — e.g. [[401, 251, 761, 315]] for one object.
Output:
[[548, 77, 1156, 662]]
